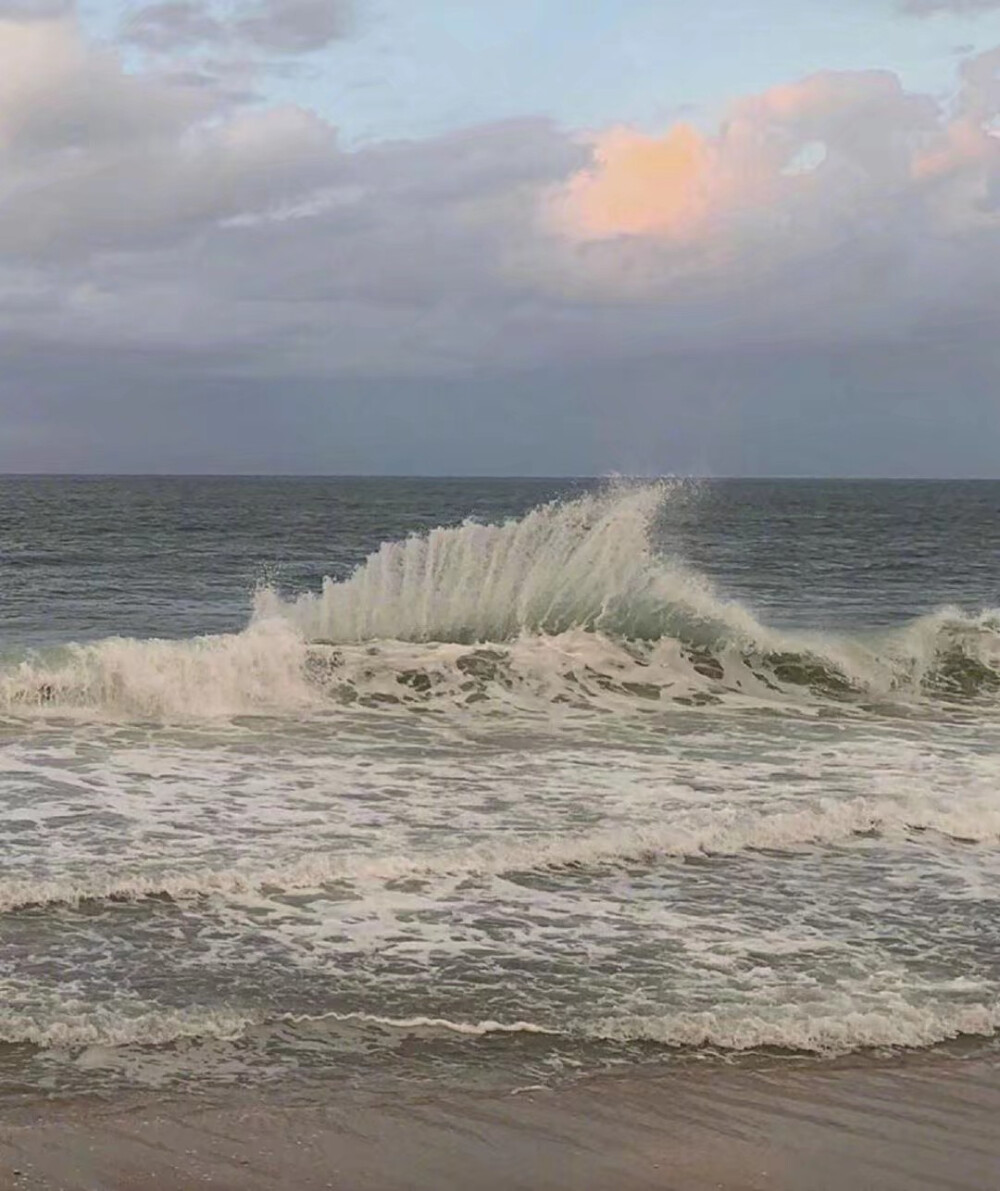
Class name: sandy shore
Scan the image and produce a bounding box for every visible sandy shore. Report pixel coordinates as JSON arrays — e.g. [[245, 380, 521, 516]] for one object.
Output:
[[2, 1051, 998, 1190]]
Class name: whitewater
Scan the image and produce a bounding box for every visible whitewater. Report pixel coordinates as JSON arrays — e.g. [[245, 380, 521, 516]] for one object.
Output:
[[1, 476, 999, 1098]]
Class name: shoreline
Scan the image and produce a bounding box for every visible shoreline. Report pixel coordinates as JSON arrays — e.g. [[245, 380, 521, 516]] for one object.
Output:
[[3, 1049, 999, 1190]]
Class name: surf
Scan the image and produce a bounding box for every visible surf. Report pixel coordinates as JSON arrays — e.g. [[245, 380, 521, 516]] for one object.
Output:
[[1, 483, 998, 718], [4, 791, 999, 915]]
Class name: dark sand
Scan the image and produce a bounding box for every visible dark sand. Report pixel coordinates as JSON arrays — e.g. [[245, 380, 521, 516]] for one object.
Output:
[[2, 1052, 999, 1190]]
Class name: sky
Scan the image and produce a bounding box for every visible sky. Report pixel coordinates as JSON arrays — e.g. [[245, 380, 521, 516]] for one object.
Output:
[[1, 0, 999, 475]]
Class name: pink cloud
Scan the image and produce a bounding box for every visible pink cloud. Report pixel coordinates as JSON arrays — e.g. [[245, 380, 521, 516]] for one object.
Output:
[[554, 70, 943, 245]]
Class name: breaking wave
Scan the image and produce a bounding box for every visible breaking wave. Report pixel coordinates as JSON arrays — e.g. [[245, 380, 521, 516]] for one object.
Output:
[[326, 1002, 1000, 1057], [256, 482, 757, 645], [1, 484, 998, 718], [586, 1002, 1000, 1056]]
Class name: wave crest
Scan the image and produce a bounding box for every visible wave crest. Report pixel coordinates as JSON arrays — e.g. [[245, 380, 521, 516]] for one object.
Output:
[[253, 482, 762, 647]]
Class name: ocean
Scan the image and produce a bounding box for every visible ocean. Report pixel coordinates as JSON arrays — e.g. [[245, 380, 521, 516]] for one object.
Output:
[[1, 476, 999, 1102]]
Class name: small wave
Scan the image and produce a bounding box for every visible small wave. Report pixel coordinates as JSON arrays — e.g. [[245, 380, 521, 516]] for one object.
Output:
[[285, 1011, 558, 1038], [325, 1002, 1000, 1056], [0, 1004, 552, 1053], [4, 796, 998, 915], [0, 1005, 255, 1051], [6, 1000, 998, 1059], [588, 1003, 1000, 1056], [282, 1005, 1000, 1054]]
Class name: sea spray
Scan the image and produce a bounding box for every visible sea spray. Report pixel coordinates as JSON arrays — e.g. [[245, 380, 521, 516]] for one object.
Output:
[[252, 482, 761, 645]]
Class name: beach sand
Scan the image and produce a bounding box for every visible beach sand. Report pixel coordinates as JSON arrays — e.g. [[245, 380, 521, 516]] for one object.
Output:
[[2, 1051, 998, 1190]]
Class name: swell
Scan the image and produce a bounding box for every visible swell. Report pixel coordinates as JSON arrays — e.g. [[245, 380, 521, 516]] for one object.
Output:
[[4, 795, 998, 915], [1, 484, 998, 718]]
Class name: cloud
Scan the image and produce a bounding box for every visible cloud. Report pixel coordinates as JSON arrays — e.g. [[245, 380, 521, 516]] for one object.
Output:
[[553, 71, 942, 247], [122, 0, 351, 54], [0, 12, 582, 377], [556, 123, 714, 240], [541, 61, 1000, 343], [0, 17, 340, 260], [900, 1, 1000, 14], [0, 6, 998, 404]]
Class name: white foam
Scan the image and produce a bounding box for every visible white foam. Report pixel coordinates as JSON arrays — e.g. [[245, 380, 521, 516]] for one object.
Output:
[[285, 1011, 558, 1037], [3, 794, 997, 915], [0, 619, 314, 719], [0, 1005, 255, 1050], [590, 1002, 1000, 1055], [8, 999, 998, 1058]]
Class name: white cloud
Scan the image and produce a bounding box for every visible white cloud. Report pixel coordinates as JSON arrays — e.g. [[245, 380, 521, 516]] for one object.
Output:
[[0, 18, 340, 259]]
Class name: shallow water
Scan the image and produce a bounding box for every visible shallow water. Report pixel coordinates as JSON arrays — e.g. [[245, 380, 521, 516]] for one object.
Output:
[[1, 477, 998, 1098]]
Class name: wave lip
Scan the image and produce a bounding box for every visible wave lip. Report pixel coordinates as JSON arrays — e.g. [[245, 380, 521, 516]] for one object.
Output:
[[252, 482, 763, 648], [286, 1011, 559, 1038]]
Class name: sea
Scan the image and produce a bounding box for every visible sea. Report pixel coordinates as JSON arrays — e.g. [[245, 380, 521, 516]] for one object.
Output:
[[1, 476, 998, 1101]]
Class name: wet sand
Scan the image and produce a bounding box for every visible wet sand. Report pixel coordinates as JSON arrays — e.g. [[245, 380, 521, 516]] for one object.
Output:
[[2, 1052, 999, 1190]]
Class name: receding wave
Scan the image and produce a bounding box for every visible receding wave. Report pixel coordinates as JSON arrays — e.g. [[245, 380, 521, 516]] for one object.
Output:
[[4, 795, 999, 915], [1, 484, 998, 718]]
